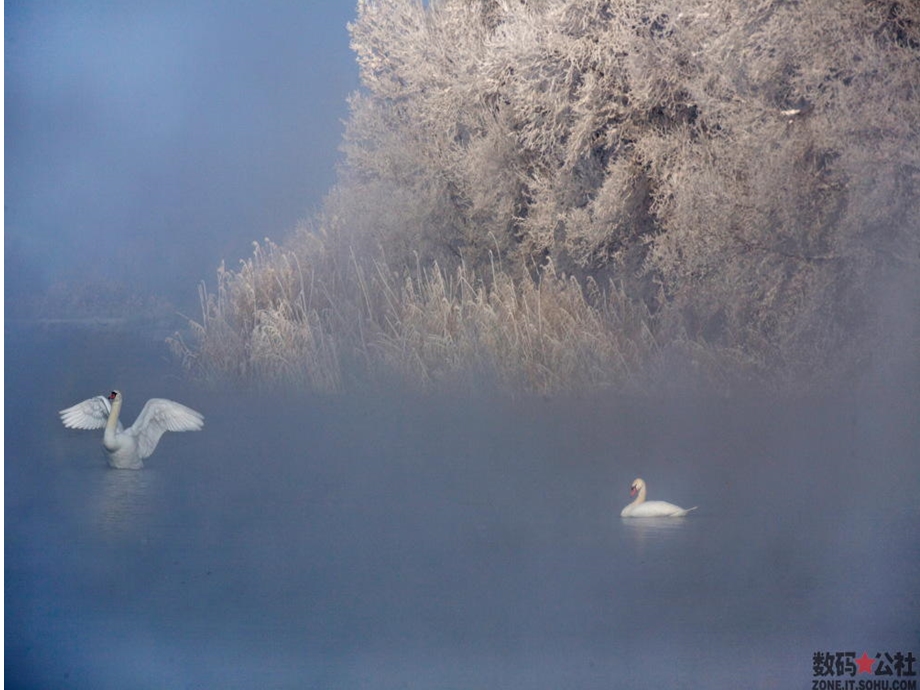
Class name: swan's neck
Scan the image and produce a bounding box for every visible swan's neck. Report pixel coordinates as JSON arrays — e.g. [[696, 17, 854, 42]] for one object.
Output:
[[103, 397, 122, 448], [633, 485, 647, 505]]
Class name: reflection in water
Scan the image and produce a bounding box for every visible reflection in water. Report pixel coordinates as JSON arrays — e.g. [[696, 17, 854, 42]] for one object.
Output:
[[619, 516, 693, 556], [621, 516, 692, 534], [92, 468, 160, 541]]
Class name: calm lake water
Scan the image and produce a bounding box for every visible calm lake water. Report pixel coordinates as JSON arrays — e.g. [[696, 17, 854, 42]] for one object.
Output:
[[6, 324, 919, 689]]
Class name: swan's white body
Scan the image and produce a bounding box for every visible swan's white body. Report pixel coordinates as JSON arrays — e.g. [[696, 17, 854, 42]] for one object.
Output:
[[620, 478, 696, 517], [60, 390, 203, 469]]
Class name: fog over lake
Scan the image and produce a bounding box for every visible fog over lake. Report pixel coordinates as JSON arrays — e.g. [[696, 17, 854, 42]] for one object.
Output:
[[5, 2, 357, 311], [6, 324, 918, 689], [5, 3, 919, 688]]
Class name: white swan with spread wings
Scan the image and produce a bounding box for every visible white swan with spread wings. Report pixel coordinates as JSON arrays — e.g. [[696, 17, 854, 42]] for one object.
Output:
[[60, 390, 203, 469]]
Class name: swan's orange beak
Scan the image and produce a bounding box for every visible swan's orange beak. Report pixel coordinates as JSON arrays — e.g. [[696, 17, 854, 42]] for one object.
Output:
[[630, 485, 638, 496]]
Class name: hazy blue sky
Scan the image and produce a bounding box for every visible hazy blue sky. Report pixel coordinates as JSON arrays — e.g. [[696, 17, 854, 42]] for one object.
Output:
[[5, 1, 359, 310]]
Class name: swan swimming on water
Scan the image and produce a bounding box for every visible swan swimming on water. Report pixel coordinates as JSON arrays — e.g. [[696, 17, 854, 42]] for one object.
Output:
[[620, 477, 697, 517], [60, 390, 203, 469]]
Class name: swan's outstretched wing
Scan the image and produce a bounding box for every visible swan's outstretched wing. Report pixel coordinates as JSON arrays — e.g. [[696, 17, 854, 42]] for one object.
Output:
[[60, 396, 118, 430], [128, 398, 204, 460]]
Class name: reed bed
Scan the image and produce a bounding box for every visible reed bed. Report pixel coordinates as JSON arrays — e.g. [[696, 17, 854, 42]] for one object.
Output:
[[171, 233, 743, 396]]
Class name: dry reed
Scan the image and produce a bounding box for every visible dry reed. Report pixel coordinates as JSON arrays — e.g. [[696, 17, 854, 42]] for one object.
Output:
[[171, 232, 749, 395]]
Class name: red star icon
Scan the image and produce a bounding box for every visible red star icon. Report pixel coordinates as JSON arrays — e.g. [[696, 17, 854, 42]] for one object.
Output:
[[856, 652, 875, 674]]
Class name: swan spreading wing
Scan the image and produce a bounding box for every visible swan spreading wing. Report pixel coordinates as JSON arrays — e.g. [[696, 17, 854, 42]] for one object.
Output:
[[59, 391, 203, 468], [59, 395, 123, 433], [129, 398, 204, 460]]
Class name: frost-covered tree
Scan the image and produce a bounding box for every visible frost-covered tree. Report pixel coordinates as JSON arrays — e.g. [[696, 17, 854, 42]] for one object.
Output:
[[338, 0, 919, 370], [184, 0, 920, 393]]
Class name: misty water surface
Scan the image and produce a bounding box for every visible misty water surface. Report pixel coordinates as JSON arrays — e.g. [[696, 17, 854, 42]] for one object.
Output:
[[5, 324, 919, 689]]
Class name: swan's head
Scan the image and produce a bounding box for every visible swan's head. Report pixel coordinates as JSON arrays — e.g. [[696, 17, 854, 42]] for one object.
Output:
[[629, 478, 646, 497], [108, 390, 122, 402]]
